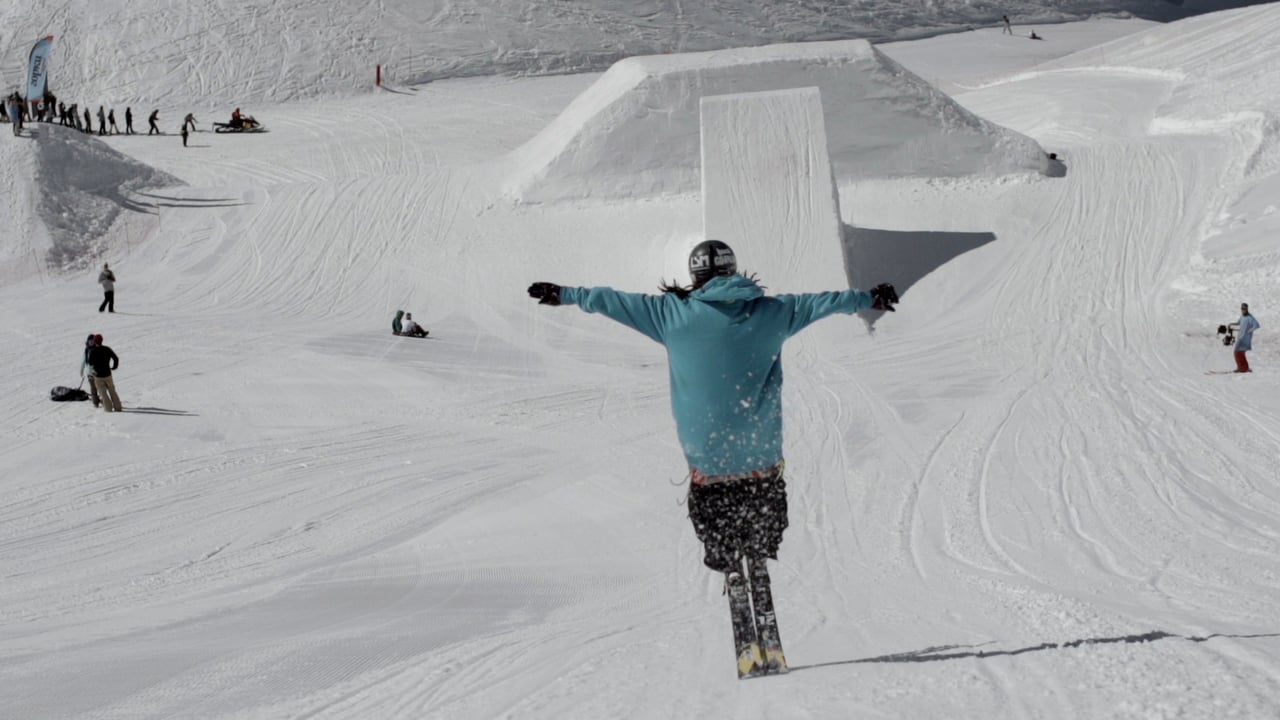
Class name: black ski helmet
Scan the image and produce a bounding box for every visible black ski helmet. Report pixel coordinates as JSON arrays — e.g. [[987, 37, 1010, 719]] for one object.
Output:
[[688, 240, 737, 286]]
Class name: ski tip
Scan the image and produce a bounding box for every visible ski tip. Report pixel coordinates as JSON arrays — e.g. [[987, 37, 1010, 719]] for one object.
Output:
[[765, 647, 789, 675], [737, 643, 765, 679], [738, 646, 791, 679]]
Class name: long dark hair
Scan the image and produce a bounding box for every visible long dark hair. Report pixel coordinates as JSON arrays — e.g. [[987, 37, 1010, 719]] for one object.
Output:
[[659, 280, 693, 299], [658, 271, 760, 299]]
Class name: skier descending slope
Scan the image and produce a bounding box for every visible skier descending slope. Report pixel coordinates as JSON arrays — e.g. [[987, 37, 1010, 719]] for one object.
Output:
[[528, 240, 898, 678]]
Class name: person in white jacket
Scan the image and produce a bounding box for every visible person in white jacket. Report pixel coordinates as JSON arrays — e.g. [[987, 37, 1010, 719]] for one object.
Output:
[[402, 312, 428, 338], [98, 262, 116, 313]]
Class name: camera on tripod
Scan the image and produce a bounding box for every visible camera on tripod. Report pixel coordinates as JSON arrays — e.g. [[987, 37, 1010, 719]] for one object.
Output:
[[1217, 324, 1236, 346]]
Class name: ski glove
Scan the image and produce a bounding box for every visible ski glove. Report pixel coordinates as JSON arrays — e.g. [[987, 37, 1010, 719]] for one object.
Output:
[[528, 282, 562, 306], [870, 283, 899, 312]]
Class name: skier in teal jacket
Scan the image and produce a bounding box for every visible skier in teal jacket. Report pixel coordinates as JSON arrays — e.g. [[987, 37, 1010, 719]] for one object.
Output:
[[529, 240, 898, 677]]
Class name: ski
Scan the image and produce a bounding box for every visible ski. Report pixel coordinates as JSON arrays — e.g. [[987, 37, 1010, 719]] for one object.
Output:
[[726, 570, 765, 678], [747, 557, 789, 675]]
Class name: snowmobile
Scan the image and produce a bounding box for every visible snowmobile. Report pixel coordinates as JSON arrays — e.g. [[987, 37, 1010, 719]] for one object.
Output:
[[213, 115, 265, 133]]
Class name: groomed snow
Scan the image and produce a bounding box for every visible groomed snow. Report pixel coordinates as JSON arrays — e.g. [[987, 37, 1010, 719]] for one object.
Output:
[[2, 4, 1280, 720]]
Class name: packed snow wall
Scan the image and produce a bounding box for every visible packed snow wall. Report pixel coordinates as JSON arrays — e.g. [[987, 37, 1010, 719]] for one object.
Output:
[[700, 87, 848, 294], [504, 40, 1050, 204]]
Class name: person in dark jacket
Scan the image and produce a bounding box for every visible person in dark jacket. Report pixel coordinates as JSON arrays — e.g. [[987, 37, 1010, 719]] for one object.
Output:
[[83, 106, 92, 134], [125, 106, 134, 134], [97, 106, 107, 136], [528, 240, 898, 677], [81, 334, 101, 407], [86, 334, 122, 412], [148, 109, 160, 135], [107, 108, 119, 134]]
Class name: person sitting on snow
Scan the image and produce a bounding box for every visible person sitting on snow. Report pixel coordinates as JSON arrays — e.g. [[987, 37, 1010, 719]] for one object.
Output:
[[392, 309, 404, 335], [402, 312, 429, 338]]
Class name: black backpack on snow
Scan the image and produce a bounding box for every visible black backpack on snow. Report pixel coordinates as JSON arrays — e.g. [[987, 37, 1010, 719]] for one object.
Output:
[[50, 386, 91, 402]]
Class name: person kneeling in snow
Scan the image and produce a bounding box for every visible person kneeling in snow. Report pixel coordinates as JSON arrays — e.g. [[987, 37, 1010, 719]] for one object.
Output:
[[528, 239, 898, 676]]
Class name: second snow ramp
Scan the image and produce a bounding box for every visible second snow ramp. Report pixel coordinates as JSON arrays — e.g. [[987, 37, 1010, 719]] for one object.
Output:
[[504, 40, 1048, 204]]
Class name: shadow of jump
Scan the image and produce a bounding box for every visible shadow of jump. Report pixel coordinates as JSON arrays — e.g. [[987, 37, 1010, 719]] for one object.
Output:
[[134, 192, 239, 203], [790, 630, 1280, 672], [841, 223, 997, 325], [121, 406, 198, 416]]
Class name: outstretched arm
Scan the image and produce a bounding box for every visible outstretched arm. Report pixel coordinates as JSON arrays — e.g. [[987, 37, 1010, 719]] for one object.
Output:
[[528, 282, 669, 342], [782, 282, 898, 334]]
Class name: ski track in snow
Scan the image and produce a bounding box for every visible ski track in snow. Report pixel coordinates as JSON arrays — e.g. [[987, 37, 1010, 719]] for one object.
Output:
[[4, 6, 1280, 720]]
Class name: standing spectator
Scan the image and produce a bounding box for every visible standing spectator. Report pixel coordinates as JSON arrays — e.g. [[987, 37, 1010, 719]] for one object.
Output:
[[83, 106, 92, 134], [7, 92, 25, 134], [98, 262, 116, 313], [71, 103, 82, 130], [2, 95, 15, 135], [1002, 15, 1013, 34], [86, 335, 123, 413], [181, 122, 189, 147], [125, 106, 134, 134], [107, 108, 119, 134], [58, 101, 67, 126], [97, 106, 107, 135], [183, 112, 197, 133], [148, 109, 160, 135], [80, 334, 101, 407], [1233, 303, 1261, 373], [3, 95, 19, 136]]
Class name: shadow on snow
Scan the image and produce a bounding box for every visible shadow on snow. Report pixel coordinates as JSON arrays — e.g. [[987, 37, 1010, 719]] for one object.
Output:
[[121, 406, 199, 416], [790, 630, 1280, 671]]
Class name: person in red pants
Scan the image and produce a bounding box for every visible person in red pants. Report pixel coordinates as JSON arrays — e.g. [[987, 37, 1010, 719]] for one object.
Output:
[[1233, 302, 1260, 372]]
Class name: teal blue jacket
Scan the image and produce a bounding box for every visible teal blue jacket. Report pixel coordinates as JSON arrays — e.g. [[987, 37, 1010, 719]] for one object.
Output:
[[560, 275, 873, 475]]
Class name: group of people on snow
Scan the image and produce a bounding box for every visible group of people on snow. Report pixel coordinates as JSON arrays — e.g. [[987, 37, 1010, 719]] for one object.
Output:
[[391, 310, 429, 338], [78, 263, 123, 412], [80, 333, 122, 412], [1000, 14, 1043, 40], [6, 94, 251, 147]]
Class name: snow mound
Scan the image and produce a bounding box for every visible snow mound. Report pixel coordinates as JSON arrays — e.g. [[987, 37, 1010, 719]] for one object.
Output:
[[34, 126, 179, 270], [503, 40, 1050, 203]]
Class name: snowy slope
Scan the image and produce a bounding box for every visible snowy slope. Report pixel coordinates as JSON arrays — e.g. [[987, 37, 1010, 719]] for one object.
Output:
[[0, 0, 1265, 107], [2, 4, 1280, 720]]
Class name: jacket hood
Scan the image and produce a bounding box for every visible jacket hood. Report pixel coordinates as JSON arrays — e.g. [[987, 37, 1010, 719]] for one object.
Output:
[[691, 274, 764, 304]]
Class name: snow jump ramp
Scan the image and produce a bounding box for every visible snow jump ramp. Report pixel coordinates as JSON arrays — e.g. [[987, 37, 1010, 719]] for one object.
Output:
[[700, 87, 847, 294], [504, 39, 1049, 204]]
